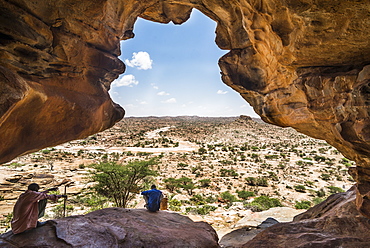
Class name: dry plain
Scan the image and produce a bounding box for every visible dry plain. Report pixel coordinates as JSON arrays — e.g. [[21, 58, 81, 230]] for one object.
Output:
[[0, 116, 354, 235]]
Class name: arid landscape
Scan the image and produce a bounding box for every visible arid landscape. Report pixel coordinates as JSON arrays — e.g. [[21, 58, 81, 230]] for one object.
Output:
[[0, 116, 354, 237]]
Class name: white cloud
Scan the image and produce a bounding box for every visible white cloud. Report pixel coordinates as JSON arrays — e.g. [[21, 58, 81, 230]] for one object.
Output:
[[125, 51, 153, 70], [124, 104, 135, 108], [112, 75, 138, 87], [162, 98, 177, 104], [157, 91, 170, 96], [140, 101, 148, 105], [217, 90, 228, 95]]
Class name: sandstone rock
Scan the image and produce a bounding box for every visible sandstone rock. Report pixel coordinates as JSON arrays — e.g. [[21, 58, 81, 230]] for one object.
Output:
[[220, 218, 279, 248], [1, 0, 370, 217], [233, 207, 304, 228], [244, 187, 370, 247], [0, 208, 219, 248]]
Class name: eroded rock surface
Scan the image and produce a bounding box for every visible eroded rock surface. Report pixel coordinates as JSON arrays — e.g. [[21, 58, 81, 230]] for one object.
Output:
[[1, 0, 370, 220], [244, 187, 370, 247], [0, 208, 219, 247]]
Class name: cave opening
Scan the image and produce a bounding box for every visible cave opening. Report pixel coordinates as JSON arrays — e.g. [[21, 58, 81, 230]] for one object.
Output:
[[109, 9, 258, 118]]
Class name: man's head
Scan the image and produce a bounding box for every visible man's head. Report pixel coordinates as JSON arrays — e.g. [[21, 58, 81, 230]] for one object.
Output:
[[28, 183, 40, 192], [151, 184, 156, 189]]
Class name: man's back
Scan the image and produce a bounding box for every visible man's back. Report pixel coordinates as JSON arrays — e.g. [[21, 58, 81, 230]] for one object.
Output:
[[141, 188, 163, 212]]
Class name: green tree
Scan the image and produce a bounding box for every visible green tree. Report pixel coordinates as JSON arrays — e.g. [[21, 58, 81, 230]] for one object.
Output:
[[164, 177, 179, 192], [90, 159, 158, 208], [178, 177, 195, 195]]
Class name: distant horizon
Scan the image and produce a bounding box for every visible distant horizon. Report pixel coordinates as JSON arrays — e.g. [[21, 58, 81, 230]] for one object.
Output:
[[121, 114, 261, 119]]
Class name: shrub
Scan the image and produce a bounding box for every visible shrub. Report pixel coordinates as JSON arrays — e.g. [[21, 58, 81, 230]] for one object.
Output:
[[237, 190, 255, 200], [294, 185, 306, 193], [245, 177, 269, 187], [220, 191, 238, 206], [316, 188, 326, 197], [320, 173, 331, 181], [186, 205, 217, 215], [313, 197, 325, 205], [198, 179, 211, 188], [327, 186, 344, 194], [295, 200, 312, 209], [245, 195, 283, 212], [169, 198, 181, 211]]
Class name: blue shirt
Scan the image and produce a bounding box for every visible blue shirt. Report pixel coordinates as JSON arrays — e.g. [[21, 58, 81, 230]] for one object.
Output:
[[141, 189, 162, 212]]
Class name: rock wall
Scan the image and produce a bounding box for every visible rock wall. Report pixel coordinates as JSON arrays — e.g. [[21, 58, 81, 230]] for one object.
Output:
[[1, 0, 370, 217]]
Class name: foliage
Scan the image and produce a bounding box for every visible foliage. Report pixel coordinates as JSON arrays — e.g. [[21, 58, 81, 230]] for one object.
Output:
[[177, 177, 195, 195], [245, 195, 283, 212], [316, 188, 326, 197], [220, 191, 238, 207], [52, 204, 74, 219], [295, 200, 312, 209], [237, 190, 255, 200], [320, 173, 331, 181], [186, 205, 217, 215], [294, 185, 306, 193], [327, 186, 344, 194], [0, 213, 13, 232], [164, 177, 179, 192], [198, 179, 211, 188], [169, 198, 182, 211], [312, 197, 325, 205], [90, 158, 158, 208], [219, 169, 239, 178], [245, 177, 268, 187]]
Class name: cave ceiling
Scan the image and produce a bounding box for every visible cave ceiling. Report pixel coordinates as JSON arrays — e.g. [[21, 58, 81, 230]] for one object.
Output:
[[1, 0, 370, 216]]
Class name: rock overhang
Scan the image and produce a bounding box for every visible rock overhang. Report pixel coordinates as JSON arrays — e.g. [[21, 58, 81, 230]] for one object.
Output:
[[1, 0, 370, 216]]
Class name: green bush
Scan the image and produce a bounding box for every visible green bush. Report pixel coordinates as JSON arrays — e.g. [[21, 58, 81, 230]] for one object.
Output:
[[220, 191, 238, 206], [320, 173, 331, 181], [186, 205, 217, 215], [245, 195, 282, 212], [327, 186, 344, 194], [316, 188, 326, 197], [198, 179, 211, 188], [169, 198, 181, 211], [295, 200, 312, 209], [237, 190, 255, 200], [294, 185, 306, 193], [312, 197, 325, 205], [245, 177, 268, 187]]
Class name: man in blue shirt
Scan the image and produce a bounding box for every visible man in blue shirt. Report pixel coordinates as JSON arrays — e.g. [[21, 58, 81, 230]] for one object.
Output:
[[141, 185, 163, 212]]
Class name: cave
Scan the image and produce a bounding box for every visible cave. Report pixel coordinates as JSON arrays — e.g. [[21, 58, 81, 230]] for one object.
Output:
[[1, 0, 370, 246]]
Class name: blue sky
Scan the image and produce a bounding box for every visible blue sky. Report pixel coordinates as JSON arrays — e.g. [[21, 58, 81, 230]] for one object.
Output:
[[109, 9, 258, 117]]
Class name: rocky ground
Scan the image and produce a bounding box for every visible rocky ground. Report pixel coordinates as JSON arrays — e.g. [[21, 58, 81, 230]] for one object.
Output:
[[0, 116, 354, 237]]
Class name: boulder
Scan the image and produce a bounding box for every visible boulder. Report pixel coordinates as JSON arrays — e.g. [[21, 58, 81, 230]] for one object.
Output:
[[243, 187, 370, 247], [220, 217, 279, 248], [233, 207, 304, 228], [0, 208, 219, 248]]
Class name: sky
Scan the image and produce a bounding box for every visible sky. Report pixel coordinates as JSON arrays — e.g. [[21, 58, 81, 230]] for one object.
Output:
[[109, 9, 259, 118]]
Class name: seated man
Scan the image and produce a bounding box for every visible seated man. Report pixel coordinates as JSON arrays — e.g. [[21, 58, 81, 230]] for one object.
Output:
[[11, 183, 66, 234], [141, 185, 163, 212]]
